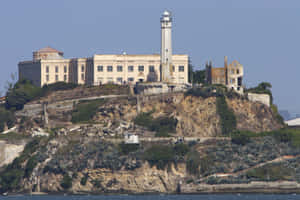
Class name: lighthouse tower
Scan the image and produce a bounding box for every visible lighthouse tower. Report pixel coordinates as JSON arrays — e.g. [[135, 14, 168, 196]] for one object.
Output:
[[160, 10, 173, 83]]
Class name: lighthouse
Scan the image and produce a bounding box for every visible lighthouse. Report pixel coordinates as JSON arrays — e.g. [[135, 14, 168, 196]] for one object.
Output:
[[160, 10, 173, 83]]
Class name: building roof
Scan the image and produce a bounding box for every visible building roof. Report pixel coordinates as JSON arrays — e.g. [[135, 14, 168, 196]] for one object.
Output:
[[36, 46, 63, 54]]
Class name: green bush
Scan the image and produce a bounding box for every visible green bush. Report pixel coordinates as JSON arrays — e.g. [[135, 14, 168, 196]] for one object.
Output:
[[174, 143, 190, 156], [271, 104, 284, 125], [24, 155, 38, 178], [184, 85, 227, 98], [118, 143, 139, 155], [216, 95, 236, 135], [186, 151, 201, 175], [246, 82, 273, 104], [134, 111, 177, 137], [42, 82, 77, 93], [0, 107, 15, 132], [231, 131, 251, 145], [80, 174, 88, 186], [5, 79, 43, 110], [71, 99, 105, 123], [60, 174, 72, 190], [143, 145, 175, 169]]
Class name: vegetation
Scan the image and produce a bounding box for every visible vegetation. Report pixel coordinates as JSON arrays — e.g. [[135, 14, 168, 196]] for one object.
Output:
[[246, 82, 273, 104], [191, 70, 206, 84], [0, 107, 15, 132], [216, 95, 236, 135], [118, 143, 139, 155], [80, 174, 88, 186], [134, 111, 177, 137], [185, 85, 227, 98], [143, 144, 175, 169], [246, 163, 294, 181], [60, 174, 73, 190], [71, 99, 106, 123]]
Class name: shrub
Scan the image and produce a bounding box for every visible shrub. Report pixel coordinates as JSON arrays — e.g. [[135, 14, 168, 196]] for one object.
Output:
[[134, 111, 177, 137], [118, 143, 139, 155], [186, 151, 201, 175], [174, 143, 190, 156], [5, 79, 43, 110], [231, 131, 251, 145], [24, 156, 38, 178], [42, 82, 77, 93], [271, 104, 284, 125], [143, 145, 175, 169], [0, 108, 15, 132], [216, 95, 236, 135], [246, 82, 273, 104], [80, 174, 88, 186], [60, 174, 72, 190], [71, 99, 105, 123]]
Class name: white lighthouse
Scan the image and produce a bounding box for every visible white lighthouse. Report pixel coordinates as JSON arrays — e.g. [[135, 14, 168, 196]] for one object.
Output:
[[161, 10, 173, 83]]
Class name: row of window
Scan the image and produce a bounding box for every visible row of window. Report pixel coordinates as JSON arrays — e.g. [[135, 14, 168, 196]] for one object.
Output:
[[230, 69, 240, 74], [45, 65, 85, 73], [46, 74, 68, 82], [97, 65, 185, 72]]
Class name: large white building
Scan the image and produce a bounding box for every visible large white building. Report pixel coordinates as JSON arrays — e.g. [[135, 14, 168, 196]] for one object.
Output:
[[18, 11, 189, 87]]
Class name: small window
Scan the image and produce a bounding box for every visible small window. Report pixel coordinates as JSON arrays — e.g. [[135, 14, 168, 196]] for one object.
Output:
[[117, 77, 123, 83], [46, 66, 49, 73], [149, 65, 155, 72], [81, 73, 84, 81], [55, 66, 59, 73], [172, 65, 175, 72], [128, 65, 134, 72], [81, 65, 85, 72], [46, 75, 49, 82], [55, 75, 58, 81], [64, 74, 67, 81], [128, 77, 134, 82], [64, 66, 67, 73], [179, 66, 184, 72], [237, 69, 240, 74], [117, 65, 123, 72], [107, 66, 113, 72], [98, 65, 103, 72], [138, 65, 144, 72]]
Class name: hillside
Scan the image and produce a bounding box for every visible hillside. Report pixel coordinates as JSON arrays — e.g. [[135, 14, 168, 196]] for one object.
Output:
[[0, 84, 294, 194]]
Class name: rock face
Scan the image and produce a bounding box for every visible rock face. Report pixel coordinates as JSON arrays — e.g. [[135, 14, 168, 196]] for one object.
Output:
[[0, 141, 25, 167]]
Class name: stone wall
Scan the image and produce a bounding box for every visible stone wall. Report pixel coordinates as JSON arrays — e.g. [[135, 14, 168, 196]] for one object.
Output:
[[247, 93, 270, 107]]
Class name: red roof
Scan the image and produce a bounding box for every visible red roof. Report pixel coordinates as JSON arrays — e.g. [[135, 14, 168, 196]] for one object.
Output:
[[36, 46, 63, 54]]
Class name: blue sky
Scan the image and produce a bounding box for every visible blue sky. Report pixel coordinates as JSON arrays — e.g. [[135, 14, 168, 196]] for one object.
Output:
[[0, 0, 299, 114]]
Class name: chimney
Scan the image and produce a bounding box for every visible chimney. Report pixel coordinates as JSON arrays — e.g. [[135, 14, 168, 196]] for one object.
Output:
[[224, 56, 228, 68]]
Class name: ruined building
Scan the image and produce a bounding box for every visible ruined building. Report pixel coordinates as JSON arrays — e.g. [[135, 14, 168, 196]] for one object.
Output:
[[206, 56, 244, 93]]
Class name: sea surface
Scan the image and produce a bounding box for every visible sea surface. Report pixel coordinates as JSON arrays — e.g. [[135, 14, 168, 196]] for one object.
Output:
[[0, 194, 299, 200]]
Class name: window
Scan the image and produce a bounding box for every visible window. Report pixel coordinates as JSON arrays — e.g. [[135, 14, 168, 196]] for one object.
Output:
[[64, 75, 67, 81], [172, 65, 175, 72], [97, 65, 103, 72], [237, 69, 240, 74], [46, 66, 49, 73], [179, 66, 184, 72], [81, 73, 84, 81], [149, 65, 155, 73], [117, 77, 123, 83], [64, 66, 67, 73], [81, 65, 85, 72], [117, 65, 123, 72], [138, 65, 144, 72], [107, 77, 113, 83], [46, 75, 49, 82], [55, 75, 58, 81], [55, 66, 58, 73], [107, 66, 113, 72], [230, 78, 235, 84], [128, 65, 134, 72], [97, 77, 103, 85], [128, 77, 134, 82]]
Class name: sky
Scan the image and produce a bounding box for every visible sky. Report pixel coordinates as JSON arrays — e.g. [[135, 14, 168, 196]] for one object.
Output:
[[0, 0, 299, 115]]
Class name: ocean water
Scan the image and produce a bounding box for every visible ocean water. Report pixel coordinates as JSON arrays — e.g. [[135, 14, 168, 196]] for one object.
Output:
[[0, 194, 298, 200]]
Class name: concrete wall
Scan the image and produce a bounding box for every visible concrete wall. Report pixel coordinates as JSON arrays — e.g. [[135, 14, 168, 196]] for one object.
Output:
[[248, 93, 270, 107]]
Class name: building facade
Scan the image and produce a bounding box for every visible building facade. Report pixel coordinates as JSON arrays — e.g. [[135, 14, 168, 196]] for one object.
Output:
[[18, 48, 188, 87], [18, 11, 189, 87], [206, 56, 244, 93]]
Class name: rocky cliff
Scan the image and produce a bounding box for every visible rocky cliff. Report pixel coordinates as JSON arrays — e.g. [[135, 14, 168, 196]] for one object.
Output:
[[0, 90, 288, 194]]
